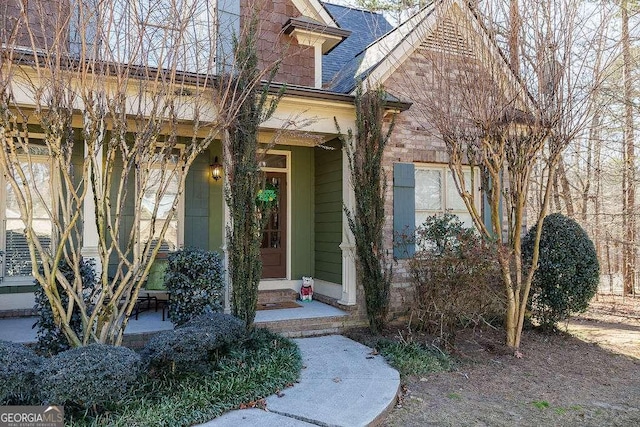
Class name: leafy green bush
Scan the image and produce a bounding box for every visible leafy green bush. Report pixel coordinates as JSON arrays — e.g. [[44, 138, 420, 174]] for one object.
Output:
[[39, 344, 141, 411], [0, 340, 42, 404], [33, 259, 97, 355], [177, 311, 244, 331], [522, 213, 600, 328], [164, 248, 225, 326], [409, 214, 504, 347], [70, 329, 301, 427], [141, 313, 245, 372]]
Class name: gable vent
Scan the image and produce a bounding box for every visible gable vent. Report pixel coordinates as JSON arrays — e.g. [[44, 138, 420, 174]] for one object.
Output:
[[420, 16, 475, 58]]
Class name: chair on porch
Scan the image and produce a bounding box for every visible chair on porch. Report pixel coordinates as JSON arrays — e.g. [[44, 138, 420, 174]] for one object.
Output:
[[137, 255, 170, 321]]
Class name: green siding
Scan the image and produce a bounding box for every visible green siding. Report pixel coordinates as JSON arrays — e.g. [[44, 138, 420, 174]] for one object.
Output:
[[72, 137, 86, 238], [208, 142, 224, 254], [290, 146, 314, 279], [314, 142, 342, 284], [107, 140, 219, 277], [107, 149, 136, 277], [184, 152, 210, 249], [139, 143, 322, 279]]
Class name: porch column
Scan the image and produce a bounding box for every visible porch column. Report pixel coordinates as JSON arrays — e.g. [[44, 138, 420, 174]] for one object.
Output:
[[222, 158, 232, 314], [222, 204, 231, 314], [83, 142, 102, 276], [339, 145, 357, 306]]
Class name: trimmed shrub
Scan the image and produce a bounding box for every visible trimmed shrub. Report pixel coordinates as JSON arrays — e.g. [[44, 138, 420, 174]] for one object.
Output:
[[142, 313, 245, 372], [522, 213, 600, 328], [0, 340, 42, 404], [33, 259, 97, 355], [38, 344, 141, 411], [164, 248, 225, 326], [409, 214, 504, 347]]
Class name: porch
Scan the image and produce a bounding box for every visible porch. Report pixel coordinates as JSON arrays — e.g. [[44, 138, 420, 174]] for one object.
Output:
[[0, 299, 361, 347]]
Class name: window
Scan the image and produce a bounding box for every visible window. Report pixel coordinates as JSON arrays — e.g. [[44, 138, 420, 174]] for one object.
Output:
[[414, 164, 479, 229], [138, 155, 183, 254], [1, 147, 53, 282]]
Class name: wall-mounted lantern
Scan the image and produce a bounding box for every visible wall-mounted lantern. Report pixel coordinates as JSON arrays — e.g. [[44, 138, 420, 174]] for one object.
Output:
[[210, 156, 223, 181]]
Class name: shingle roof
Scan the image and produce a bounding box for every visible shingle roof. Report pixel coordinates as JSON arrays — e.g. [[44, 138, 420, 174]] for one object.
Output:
[[324, 2, 439, 94], [321, 2, 393, 89]]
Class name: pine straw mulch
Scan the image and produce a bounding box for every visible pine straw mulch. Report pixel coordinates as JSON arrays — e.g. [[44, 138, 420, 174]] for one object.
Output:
[[373, 297, 640, 426]]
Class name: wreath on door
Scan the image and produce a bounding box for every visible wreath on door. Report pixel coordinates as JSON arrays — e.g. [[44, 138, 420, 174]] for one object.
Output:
[[257, 181, 279, 210]]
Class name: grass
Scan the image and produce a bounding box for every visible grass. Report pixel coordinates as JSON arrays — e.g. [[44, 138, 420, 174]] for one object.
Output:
[[532, 400, 550, 410], [68, 329, 301, 427], [376, 339, 453, 377]]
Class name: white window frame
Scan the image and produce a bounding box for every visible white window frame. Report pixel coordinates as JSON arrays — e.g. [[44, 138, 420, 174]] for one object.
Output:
[[0, 147, 55, 285], [414, 163, 481, 229], [136, 153, 185, 257]]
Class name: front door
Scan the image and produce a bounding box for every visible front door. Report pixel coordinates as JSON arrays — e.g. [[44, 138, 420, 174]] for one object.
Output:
[[261, 172, 287, 279]]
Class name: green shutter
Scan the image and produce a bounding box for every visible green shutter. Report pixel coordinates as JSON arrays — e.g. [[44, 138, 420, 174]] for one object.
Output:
[[184, 155, 210, 249], [393, 163, 415, 259]]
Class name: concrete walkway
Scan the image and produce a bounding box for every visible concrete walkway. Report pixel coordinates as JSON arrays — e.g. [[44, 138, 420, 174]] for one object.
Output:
[[200, 335, 400, 427]]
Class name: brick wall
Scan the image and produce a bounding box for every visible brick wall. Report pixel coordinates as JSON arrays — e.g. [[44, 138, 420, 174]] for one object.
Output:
[[382, 52, 456, 317], [241, 0, 315, 87]]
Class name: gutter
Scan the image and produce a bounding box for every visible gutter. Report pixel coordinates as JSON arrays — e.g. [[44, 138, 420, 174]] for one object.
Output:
[[270, 82, 412, 112], [2, 46, 412, 112]]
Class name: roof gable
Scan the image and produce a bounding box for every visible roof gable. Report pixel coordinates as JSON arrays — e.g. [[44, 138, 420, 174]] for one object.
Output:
[[326, 0, 530, 110], [322, 3, 393, 85], [291, 0, 338, 27]]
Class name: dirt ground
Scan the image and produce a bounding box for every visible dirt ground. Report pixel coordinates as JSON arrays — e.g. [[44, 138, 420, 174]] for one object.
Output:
[[380, 296, 640, 427]]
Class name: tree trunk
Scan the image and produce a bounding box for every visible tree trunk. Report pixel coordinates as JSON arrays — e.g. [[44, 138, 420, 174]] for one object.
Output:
[[508, 0, 521, 76], [622, 0, 635, 295], [557, 158, 574, 217]]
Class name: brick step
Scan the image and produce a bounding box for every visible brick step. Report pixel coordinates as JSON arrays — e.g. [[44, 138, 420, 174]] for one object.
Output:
[[312, 293, 359, 312], [257, 289, 299, 305], [0, 308, 36, 318], [256, 315, 367, 338]]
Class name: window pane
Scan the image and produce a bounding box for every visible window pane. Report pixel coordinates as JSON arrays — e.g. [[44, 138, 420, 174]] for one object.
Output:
[[415, 211, 431, 229], [415, 169, 441, 210], [6, 162, 52, 217], [446, 170, 472, 211], [140, 165, 180, 253], [455, 212, 475, 229], [141, 169, 179, 220], [262, 154, 287, 169]]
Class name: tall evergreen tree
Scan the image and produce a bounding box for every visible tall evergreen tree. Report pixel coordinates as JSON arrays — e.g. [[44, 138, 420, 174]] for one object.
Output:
[[222, 14, 282, 329], [339, 84, 394, 333]]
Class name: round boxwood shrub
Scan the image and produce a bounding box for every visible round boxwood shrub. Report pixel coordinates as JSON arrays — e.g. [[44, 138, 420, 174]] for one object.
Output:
[[522, 213, 600, 328], [33, 259, 97, 356], [38, 344, 141, 411], [141, 313, 245, 372], [0, 340, 42, 404], [164, 248, 225, 326]]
